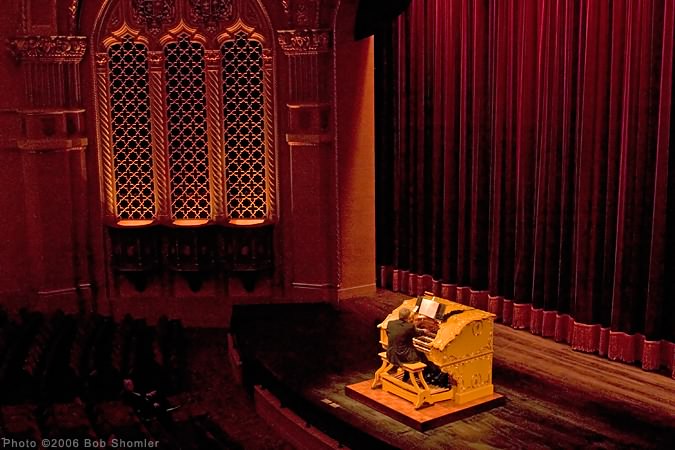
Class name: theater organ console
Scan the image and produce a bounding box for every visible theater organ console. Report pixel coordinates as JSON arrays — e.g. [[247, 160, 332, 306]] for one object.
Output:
[[372, 293, 496, 409]]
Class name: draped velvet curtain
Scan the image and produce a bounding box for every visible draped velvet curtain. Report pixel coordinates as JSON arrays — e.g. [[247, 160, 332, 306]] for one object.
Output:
[[375, 0, 675, 375]]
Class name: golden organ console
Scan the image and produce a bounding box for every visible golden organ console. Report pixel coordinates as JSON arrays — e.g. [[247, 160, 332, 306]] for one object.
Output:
[[372, 293, 496, 409]]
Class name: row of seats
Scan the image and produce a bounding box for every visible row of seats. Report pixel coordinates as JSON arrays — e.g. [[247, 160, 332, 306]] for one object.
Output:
[[0, 309, 239, 450], [0, 309, 186, 404]]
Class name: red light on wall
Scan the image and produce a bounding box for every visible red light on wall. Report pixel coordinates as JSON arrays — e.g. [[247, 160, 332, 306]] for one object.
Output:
[[229, 219, 265, 226]]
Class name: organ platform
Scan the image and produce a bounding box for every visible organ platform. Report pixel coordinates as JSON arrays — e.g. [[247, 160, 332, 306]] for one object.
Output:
[[372, 292, 496, 409]]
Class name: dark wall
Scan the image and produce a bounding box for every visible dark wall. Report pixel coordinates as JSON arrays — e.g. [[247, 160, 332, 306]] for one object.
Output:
[[0, 0, 376, 325]]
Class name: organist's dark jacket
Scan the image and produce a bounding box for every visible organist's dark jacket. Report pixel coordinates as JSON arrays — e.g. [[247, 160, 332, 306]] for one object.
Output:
[[386, 319, 422, 366]]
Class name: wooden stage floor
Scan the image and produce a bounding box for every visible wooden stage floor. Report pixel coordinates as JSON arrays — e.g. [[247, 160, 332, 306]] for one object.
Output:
[[231, 290, 675, 449]]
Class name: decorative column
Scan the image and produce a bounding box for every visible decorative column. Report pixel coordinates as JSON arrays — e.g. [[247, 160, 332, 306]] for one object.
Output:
[[277, 28, 337, 300], [7, 35, 92, 311], [93, 50, 116, 222]]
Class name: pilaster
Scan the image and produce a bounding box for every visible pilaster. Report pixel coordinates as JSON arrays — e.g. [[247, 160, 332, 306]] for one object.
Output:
[[6, 34, 92, 312]]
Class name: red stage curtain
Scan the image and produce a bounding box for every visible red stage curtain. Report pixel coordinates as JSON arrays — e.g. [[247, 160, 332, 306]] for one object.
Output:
[[375, 0, 675, 375]]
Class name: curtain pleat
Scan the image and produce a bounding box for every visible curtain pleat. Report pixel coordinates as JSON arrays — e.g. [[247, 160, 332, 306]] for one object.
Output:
[[646, 0, 674, 340], [375, 0, 675, 374]]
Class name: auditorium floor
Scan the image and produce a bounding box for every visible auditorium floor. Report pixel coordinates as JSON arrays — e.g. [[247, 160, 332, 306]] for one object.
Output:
[[177, 328, 294, 450], [6, 291, 669, 449], [230, 289, 675, 450]]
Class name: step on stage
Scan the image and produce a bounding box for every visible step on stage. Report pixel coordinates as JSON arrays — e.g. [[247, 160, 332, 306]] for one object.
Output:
[[345, 379, 505, 431]]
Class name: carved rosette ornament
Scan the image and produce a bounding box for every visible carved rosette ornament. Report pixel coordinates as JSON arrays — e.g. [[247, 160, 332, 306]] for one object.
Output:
[[277, 29, 330, 54], [189, 0, 233, 31], [8, 35, 87, 62], [131, 0, 176, 33]]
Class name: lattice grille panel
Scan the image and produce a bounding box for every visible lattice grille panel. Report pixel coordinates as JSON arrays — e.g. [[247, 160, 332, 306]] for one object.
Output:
[[222, 34, 267, 219], [108, 36, 156, 220], [165, 36, 212, 220]]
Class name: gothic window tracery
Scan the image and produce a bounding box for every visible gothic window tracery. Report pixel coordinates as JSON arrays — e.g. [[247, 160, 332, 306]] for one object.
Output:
[[108, 36, 156, 220], [222, 33, 267, 219], [96, 0, 274, 227], [164, 35, 211, 220]]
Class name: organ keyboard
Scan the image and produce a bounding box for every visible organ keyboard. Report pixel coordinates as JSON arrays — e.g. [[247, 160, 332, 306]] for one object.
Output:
[[373, 292, 496, 408]]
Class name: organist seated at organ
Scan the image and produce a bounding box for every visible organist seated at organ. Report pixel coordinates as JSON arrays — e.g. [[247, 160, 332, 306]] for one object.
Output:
[[385, 307, 448, 387], [373, 293, 496, 408]]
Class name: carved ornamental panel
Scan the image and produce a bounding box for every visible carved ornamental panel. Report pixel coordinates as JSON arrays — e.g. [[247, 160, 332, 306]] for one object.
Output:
[[131, 0, 177, 33], [8, 35, 87, 62], [189, 0, 234, 30], [277, 28, 330, 55]]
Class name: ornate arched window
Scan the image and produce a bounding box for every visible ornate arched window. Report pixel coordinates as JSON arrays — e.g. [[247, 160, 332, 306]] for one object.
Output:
[[164, 34, 211, 221], [94, 1, 275, 229], [106, 35, 156, 221], [222, 32, 268, 220]]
